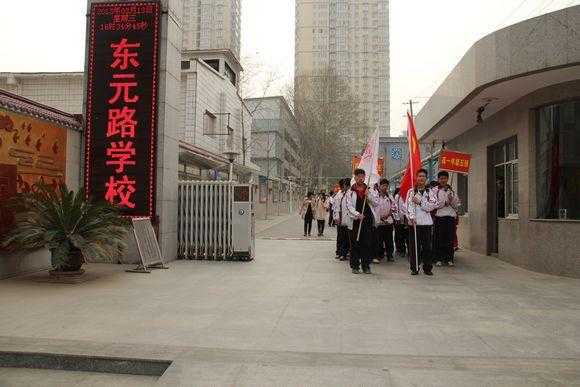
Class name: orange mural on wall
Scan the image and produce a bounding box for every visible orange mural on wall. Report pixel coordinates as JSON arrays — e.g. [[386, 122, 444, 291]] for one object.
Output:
[[0, 107, 67, 195]]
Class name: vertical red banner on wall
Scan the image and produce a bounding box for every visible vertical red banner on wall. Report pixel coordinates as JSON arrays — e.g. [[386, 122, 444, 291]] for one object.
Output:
[[85, 1, 160, 217]]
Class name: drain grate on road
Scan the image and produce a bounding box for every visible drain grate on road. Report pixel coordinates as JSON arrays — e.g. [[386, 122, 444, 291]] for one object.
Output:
[[0, 351, 171, 377], [258, 237, 334, 241]]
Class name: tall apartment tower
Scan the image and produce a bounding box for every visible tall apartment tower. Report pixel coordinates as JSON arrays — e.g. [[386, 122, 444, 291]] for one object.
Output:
[[295, 0, 390, 136], [182, 0, 242, 59]]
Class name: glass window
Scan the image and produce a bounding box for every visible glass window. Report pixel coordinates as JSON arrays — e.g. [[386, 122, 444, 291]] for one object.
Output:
[[457, 174, 468, 215], [506, 163, 514, 214], [536, 101, 580, 219], [203, 110, 216, 136], [492, 136, 518, 217]]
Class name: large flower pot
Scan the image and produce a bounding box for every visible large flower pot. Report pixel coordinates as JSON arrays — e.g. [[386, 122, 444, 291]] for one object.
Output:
[[51, 248, 84, 272], [48, 248, 85, 283]]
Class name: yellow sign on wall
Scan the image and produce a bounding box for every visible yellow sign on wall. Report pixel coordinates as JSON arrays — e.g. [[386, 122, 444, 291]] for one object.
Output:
[[0, 108, 67, 194]]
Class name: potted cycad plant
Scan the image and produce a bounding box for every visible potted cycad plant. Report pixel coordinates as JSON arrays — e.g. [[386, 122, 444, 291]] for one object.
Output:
[[2, 183, 130, 277]]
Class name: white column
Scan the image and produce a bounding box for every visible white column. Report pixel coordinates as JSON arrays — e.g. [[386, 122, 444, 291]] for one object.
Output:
[[155, 0, 183, 261]]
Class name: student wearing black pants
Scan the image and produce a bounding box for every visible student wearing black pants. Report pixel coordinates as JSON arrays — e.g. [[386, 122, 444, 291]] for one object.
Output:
[[394, 223, 407, 256], [333, 179, 351, 260], [376, 224, 395, 261], [347, 169, 374, 274], [433, 171, 461, 266], [393, 188, 408, 257], [405, 169, 439, 276], [304, 213, 313, 236], [328, 191, 336, 227], [369, 178, 396, 262], [314, 191, 328, 237], [317, 219, 325, 236], [300, 192, 315, 237], [408, 224, 433, 274]]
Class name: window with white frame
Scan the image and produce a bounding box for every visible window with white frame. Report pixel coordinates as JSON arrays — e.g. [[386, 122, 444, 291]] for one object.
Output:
[[492, 137, 518, 218]]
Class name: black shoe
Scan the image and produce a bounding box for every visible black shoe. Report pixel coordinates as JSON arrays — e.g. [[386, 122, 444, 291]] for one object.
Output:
[[411, 270, 419, 275], [352, 268, 361, 274], [424, 270, 434, 276], [340, 256, 348, 261], [387, 255, 395, 262], [363, 268, 372, 274]]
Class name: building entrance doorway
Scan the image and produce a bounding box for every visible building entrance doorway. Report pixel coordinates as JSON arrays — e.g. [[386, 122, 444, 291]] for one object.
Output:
[[488, 137, 518, 255]]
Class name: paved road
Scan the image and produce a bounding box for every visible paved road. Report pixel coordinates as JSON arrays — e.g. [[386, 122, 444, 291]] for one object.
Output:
[[257, 212, 338, 241], [1, 216, 579, 386]]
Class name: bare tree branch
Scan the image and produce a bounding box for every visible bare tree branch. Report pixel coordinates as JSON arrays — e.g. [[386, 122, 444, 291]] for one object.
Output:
[[292, 67, 372, 189]]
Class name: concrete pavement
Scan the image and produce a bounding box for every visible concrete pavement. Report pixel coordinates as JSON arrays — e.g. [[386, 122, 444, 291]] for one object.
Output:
[[0, 216, 579, 385]]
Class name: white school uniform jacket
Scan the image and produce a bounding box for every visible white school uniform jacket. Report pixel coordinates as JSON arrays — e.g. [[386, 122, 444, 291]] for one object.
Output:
[[434, 186, 461, 218], [333, 190, 355, 230], [393, 193, 406, 222], [332, 191, 343, 222], [345, 188, 365, 231], [405, 187, 439, 226], [368, 189, 397, 227]]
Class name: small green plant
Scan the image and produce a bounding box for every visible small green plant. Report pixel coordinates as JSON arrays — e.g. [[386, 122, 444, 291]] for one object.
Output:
[[2, 183, 130, 272]]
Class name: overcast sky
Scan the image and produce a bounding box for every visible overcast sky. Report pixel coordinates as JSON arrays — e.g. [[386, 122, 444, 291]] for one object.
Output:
[[1, 0, 578, 135]]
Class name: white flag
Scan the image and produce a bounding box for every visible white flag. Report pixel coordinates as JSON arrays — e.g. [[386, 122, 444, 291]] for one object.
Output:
[[352, 129, 380, 187]]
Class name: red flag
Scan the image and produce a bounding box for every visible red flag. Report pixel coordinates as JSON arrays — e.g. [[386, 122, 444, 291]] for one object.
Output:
[[399, 112, 422, 200]]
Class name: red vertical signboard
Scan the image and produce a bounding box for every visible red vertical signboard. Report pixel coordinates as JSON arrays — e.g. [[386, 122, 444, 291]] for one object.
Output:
[[85, 1, 160, 217]]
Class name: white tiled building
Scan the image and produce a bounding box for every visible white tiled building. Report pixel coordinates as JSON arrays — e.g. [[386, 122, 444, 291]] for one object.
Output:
[[295, 0, 390, 136], [0, 73, 84, 114], [177, 49, 257, 181]]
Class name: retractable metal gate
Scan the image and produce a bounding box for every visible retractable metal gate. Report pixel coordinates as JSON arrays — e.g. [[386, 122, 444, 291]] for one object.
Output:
[[177, 181, 254, 261]]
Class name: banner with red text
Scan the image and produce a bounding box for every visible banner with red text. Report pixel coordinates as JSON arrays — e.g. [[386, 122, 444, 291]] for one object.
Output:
[[439, 150, 472, 174]]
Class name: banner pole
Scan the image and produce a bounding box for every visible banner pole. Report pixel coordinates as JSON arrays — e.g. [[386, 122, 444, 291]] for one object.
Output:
[[356, 173, 371, 242], [412, 221, 419, 272], [408, 112, 420, 273]]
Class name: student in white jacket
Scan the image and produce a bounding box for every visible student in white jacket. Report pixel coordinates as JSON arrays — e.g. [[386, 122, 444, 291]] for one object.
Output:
[[368, 178, 397, 262], [393, 187, 408, 257], [405, 168, 439, 276], [332, 178, 352, 261], [433, 171, 461, 267], [393, 188, 409, 257], [346, 169, 375, 274]]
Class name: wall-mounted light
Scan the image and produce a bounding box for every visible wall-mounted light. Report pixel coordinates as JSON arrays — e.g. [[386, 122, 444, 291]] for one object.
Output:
[[476, 105, 486, 124], [476, 97, 499, 124]]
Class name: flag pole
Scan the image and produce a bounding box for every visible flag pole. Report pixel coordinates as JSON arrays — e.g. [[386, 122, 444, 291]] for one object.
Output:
[[356, 173, 370, 242], [408, 109, 420, 273], [355, 130, 378, 242]]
